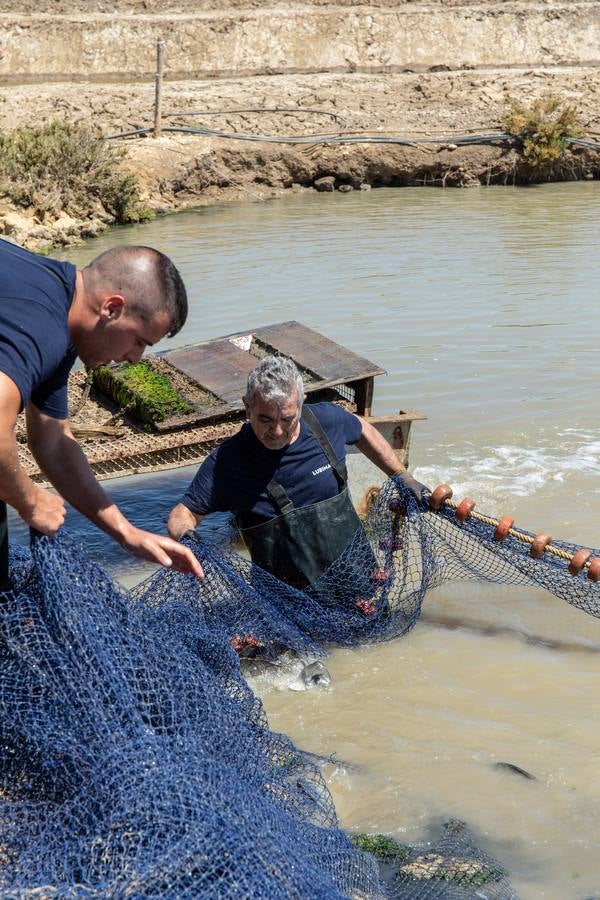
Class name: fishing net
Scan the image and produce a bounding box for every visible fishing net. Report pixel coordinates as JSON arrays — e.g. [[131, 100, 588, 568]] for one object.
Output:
[[1, 474, 597, 896], [0, 538, 378, 897], [157, 475, 600, 657]]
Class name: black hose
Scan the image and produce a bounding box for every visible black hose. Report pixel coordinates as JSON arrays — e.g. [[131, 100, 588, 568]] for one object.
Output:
[[106, 124, 515, 146], [104, 118, 600, 153]]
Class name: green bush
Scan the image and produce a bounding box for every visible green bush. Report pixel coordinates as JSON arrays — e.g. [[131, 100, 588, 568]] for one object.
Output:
[[503, 96, 582, 167], [0, 120, 151, 223]]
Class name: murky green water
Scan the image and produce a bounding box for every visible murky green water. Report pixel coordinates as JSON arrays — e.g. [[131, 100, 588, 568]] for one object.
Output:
[[18, 183, 600, 898]]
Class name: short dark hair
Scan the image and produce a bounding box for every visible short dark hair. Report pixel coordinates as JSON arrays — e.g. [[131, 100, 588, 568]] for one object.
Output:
[[83, 245, 188, 337]]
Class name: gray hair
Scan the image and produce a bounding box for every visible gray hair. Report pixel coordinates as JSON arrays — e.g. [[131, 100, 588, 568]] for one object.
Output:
[[244, 355, 305, 408]]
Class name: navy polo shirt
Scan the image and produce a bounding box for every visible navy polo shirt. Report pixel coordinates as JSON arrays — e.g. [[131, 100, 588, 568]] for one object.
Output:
[[0, 238, 78, 418], [182, 402, 363, 520]]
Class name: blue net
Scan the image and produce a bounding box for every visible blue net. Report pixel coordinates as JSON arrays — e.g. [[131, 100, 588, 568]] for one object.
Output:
[[3, 475, 597, 896], [155, 476, 600, 658], [0, 539, 378, 897]]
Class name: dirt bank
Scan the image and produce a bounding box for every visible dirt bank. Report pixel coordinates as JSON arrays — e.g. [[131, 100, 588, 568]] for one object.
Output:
[[1, 2, 599, 79], [0, 2, 599, 249]]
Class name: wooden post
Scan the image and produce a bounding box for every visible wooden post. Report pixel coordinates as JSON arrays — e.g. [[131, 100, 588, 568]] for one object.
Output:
[[350, 376, 374, 416], [153, 36, 165, 138]]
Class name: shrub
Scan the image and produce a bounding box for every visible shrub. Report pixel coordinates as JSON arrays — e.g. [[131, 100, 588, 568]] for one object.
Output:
[[0, 120, 151, 223], [502, 96, 583, 167]]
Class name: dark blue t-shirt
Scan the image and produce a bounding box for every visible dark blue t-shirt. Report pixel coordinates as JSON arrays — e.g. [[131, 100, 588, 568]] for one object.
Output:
[[0, 238, 77, 418], [182, 402, 362, 519]]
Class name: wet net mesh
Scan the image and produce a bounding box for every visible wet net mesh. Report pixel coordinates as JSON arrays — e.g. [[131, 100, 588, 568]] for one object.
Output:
[[1, 475, 598, 897], [156, 476, 600, 657]]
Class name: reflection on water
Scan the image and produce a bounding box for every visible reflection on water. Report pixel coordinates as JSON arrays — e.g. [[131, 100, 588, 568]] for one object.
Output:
[[11, 184, 600, 897]]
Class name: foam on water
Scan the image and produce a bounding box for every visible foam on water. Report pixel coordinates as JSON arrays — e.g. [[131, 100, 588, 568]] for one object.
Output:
[[415, 429, 600, 516]]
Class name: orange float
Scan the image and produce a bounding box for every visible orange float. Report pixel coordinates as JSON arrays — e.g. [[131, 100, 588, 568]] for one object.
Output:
[[530, 532, 552, 559], [455, 498, 476, 523], [588, 558, 600, 582], [429, 483, 453, 510], [494, 516, 514, 542], [568, 548, 592, 576]]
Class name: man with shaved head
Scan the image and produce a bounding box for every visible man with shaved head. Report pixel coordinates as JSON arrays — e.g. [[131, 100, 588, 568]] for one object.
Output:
[[0, 238, 203, 587]]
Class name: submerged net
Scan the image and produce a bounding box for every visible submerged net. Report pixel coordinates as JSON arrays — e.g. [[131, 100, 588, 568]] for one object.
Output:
[[1, 475, 597, 896], [150, 476, 600, 657]]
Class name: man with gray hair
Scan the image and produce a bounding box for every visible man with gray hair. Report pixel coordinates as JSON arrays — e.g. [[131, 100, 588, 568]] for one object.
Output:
[[168, 355, 423, 588], [0, 237, 203, 588]]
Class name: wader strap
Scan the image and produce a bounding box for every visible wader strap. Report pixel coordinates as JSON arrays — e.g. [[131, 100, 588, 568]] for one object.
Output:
[[265, 405, 348, 515], [264, 479, 295, 516]]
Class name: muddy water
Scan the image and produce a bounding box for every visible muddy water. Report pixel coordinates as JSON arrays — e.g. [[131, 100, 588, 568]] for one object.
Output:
[[19, 184, 600, 897]]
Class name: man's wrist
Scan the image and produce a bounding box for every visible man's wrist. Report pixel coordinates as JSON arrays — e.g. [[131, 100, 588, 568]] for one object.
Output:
[[12, 480, 40, 522], [94, 507, 135, 546]]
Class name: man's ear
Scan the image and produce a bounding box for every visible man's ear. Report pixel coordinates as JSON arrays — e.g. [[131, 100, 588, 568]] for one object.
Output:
[[101, 294, 126, 321], [243, 398, 250, 418]]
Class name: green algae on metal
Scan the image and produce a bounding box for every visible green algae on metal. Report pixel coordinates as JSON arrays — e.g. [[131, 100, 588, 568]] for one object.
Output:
[[94, 360, 193, 425]]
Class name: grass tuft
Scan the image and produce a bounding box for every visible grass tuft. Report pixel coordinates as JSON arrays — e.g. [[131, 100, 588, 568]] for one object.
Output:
[[93, 361, 194, 425]]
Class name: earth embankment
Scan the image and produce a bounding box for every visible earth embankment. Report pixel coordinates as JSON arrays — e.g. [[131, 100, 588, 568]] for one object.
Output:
[[0, 1, 598, 248]]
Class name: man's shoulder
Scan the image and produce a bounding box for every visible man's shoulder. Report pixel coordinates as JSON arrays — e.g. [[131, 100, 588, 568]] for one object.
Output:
[[303, 401, 361, 444], [304, 401, 355, 427], [305, 400, 338, 418], [0, 241, 75, 352], [0, 238, 76, 296], [209, 422, 252, 460]]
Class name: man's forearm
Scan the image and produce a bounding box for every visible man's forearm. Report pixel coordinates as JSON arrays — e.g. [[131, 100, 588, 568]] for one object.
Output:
[[356, 418, 406, 477], [168, 503, 201, 539], [25, 406, 205, 577], [0, 433, 43, 516], [30, 429, 132, 543]]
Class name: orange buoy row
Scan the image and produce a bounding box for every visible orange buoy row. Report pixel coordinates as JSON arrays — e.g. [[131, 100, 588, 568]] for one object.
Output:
[[427, 482, 599, 581]]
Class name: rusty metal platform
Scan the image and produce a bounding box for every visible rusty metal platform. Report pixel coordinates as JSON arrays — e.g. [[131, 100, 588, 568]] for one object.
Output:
[[153, 320, 386, 430], [17, 322, 425, 485]]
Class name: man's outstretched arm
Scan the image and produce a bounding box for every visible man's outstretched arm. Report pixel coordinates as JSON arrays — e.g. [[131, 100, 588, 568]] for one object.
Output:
[[26, 401, 204, 578], [355, 416, 430, 502]]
